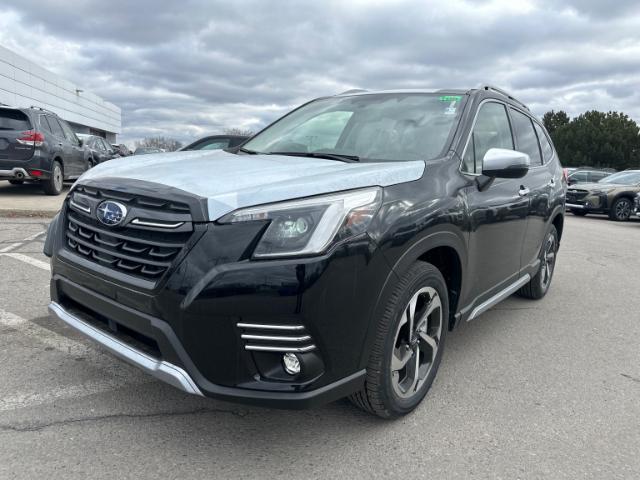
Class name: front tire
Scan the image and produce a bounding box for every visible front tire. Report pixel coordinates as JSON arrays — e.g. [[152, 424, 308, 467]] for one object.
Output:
[[349, 262, 448, 418], [518, 225, 558, 300], [42, 160, 63, 196], [609, 197, 632, 221]]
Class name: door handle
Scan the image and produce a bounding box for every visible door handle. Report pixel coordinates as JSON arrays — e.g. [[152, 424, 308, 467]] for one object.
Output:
[[518, 186, 530, 197], [549, 178, 555, 187]]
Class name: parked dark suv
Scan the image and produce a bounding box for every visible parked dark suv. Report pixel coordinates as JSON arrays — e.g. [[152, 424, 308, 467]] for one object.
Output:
[[44, 86, 565, 418], [76, 134, 120, 165], [0, 106, 90, 195]]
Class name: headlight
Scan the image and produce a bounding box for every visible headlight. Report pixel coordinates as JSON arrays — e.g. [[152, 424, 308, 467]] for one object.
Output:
[[219, 188, 382, 258]]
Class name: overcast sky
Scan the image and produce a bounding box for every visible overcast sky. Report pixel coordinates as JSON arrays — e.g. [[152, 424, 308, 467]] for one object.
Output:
[[2, 0, 640, 146]]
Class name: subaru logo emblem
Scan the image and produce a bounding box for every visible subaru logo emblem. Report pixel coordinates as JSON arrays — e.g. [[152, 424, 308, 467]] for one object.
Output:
[[96, 200, 127, 226]]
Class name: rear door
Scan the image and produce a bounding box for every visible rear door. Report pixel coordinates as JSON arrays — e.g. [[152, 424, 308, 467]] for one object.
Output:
[[463, 101, 530, 304], [45, 115, 77, 176], [59, 120, 86, 175], [0, 108, 35, 162], [508, 108, 551, 271]]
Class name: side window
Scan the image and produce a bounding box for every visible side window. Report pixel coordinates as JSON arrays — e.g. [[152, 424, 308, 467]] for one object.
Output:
[[533, 123, 553, 163], [462, 102, 513, 174], [39, 115, 52, 133], [570, 171, 588, 183], [100, 139, 112, 151], [60, 120, 80, 146], [510, 109, 542, 166], [200, 139, 230, 150], [47, 116, 66, 139], [95, 138, 106, 151]]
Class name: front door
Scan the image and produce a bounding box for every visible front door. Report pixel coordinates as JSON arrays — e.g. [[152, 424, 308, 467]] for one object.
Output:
[[462, 101, 529, 305]]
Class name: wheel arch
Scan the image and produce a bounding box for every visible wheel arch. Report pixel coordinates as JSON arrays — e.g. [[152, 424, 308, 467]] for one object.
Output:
[[358, 229, 467, 370]]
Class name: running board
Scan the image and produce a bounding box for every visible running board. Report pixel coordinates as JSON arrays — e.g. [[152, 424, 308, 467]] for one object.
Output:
[[467, 274, 531, 321]]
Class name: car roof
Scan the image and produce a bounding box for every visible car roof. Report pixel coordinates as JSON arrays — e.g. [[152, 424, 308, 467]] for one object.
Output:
[[333, 85, 530, 111]]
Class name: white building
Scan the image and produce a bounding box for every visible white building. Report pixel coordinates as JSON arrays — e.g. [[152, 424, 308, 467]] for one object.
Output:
[[0, 45, 121, 143]]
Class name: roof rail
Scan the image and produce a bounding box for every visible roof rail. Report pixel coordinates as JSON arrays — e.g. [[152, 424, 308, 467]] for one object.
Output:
[[29, 105, 57, 115], [481, 85, 529, 111], [337, 89, 368, 95]]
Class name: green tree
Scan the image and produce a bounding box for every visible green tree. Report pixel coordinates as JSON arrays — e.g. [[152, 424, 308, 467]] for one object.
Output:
[[542, 110, 569, 136], [543, 110, 640, 169]]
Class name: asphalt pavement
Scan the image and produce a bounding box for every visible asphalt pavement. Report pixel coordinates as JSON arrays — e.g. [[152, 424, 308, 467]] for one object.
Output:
[[0, 182, 68, 217], [0, 214, 639, 479]]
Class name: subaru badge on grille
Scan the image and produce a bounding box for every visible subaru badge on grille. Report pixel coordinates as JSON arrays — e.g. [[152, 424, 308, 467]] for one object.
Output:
[[96, 201, 127, 226]]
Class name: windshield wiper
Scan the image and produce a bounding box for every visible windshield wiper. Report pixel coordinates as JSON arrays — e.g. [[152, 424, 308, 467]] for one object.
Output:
[[238, 147, 259, 154], [269, 151, 360, 163]]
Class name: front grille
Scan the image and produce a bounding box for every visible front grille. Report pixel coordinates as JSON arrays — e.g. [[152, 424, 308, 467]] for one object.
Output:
[[237, 322, 316, 352], [64, 186, 193, 281], [566, 189, 588, 202]]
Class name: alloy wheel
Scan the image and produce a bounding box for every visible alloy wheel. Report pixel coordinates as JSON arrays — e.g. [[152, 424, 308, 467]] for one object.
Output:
[[615, 199, 631, 221], [53, 164, 63, 192], [391, 286, 443, 399], [540, 233, 557, 291]]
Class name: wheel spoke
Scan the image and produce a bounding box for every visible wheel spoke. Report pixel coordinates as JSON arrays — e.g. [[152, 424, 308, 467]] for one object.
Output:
[[406, 352, 420, 393], [391, 345, 413, 371], [418, 331, 438, 362]]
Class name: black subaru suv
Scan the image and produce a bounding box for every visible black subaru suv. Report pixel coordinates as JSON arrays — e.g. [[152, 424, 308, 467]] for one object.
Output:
[[44, 86, 565, 418], [0, 106, 89, 195]]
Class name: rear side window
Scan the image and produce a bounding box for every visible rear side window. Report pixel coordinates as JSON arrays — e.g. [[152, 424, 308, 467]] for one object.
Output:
[[46, 116, 66, 139], [0, 109, 31, 131], [59, 120, 80, 146], [462, 102, 513, 174], [533, 123, 554, 163], [39, 115, 52, 133], [510, 109, 542, 166]]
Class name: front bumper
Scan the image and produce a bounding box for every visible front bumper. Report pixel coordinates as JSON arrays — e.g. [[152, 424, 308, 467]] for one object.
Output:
[[47, 192, 390, 408], [49, 301, 203, 396]]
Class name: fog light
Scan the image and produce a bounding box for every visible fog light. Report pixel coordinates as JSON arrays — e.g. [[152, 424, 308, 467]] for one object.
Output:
[[282, 352, 301, 375]]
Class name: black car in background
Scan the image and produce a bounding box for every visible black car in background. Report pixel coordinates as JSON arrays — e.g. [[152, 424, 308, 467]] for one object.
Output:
[[76, 134, 119, 165], [0, 106, 90, 195], [45, 86, 565, 418], [567, 167, 614, 185], [180, 134, 249, 151]]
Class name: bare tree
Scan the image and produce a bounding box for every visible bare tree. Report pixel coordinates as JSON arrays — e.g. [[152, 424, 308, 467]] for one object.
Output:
[[135, 136, 183, 152], [223, 128, 254, 137]]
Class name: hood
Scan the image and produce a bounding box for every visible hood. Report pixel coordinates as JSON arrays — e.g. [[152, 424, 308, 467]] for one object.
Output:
[[568, 182, 624, 192], [78, 149, 425, 220]]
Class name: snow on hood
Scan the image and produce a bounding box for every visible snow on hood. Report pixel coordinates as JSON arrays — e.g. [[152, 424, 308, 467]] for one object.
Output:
[[77, 149, 425, 220]]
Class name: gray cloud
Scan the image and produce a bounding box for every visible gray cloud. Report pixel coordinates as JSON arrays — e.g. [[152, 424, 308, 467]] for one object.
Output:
[[1, 0, 639, 146]]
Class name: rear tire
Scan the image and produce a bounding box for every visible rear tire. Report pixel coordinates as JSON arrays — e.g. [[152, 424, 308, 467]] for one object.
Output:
[[570, 209, 587, 216], [42, 161, 63, 196], [518, 225, 558, 300], [608, 197, 632, 221], [349, 262, 448, 418], [8, 180, 24, 185]]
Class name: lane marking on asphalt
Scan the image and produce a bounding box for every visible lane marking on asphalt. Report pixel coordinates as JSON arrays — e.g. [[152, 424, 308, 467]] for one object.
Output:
[[0, 252, 51, 271], [0, 309, 144, 411], [0, 378, 145, 413], [0, 230, 47, 253]]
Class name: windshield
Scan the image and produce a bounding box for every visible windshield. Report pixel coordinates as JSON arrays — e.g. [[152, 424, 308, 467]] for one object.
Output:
[[599, 171, 640, 185], [243, 93, 466, 161]]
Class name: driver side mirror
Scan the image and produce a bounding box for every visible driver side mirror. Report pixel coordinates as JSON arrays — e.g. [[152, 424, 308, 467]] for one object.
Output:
[[482, 148, 530, 179]]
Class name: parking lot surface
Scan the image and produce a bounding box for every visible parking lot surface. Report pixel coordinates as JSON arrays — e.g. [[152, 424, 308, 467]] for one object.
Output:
[[0, 214, 639, 479], [0, 182, 67, 217]]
